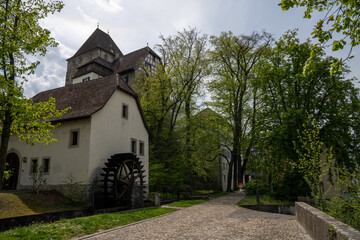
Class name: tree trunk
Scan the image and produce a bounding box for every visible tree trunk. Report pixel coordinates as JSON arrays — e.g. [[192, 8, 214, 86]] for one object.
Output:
[[227, 159, 234, 192], [0, 110, 12, 188]]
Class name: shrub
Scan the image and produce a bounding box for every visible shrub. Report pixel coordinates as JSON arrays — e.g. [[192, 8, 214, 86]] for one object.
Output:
[[245, 180, 269, 195]]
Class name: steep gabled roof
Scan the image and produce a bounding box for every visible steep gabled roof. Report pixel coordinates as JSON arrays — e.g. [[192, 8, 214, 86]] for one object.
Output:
[[32, 75, 136, 122], [114, 46, 160, 73], [70, 28, 123, 59]]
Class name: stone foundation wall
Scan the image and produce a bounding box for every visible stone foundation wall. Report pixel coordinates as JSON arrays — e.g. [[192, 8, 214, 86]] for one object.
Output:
[[295, 202, 360, 240]]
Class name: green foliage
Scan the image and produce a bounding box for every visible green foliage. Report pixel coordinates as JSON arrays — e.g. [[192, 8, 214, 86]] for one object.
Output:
[[327, 167, 360, 230], [244, 180, 270, 195], [166, 200, 207, 207], [0, 0, 66, 186], [328, 225, 337, 240], [29, 166, 47, 195], [294, 118, 332, 211], [134, 27, 214, 190], [260, 30, 360, 201], [272, 170, 310, 202], [0, 207, 176, 239], [280, 0, 360, 73], [208, 31, 272, 191]]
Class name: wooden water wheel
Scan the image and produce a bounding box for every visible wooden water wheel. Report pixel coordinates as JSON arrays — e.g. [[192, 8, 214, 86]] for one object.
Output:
[[101, 153, 146, 204]]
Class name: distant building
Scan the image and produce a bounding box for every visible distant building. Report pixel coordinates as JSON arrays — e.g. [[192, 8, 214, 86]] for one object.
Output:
[[65, 28, 161, 87]]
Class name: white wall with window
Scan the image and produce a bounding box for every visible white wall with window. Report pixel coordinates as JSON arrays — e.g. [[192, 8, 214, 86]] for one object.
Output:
[[72, 72, 103, 84], [88, 90, 149, 192], [7, 118, 91, 187]]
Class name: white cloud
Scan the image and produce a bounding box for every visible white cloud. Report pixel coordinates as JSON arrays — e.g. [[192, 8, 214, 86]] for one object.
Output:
[[24, 48, 67, 97], [86, 0, 123, 13], [76, 6, 98, 25]]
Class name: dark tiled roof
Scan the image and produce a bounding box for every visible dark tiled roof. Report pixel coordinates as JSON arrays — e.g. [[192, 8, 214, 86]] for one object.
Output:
[[32, 75, 136, 122], [70, 28, 123, 59], [114, 46, 160, 73], [72, 61, 113, 79]]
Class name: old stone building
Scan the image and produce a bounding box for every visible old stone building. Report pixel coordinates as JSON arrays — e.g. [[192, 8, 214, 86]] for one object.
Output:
[[2, 28, 158, 206]]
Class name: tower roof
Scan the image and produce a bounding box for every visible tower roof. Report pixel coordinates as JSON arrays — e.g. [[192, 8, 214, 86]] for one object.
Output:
[[70, 28, 123, 59]]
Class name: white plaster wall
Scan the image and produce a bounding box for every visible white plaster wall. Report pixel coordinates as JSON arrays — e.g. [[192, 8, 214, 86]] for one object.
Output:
[[7, 119, 91, 187], [88, 90, 149, 193], [73, 72, 103, 84]]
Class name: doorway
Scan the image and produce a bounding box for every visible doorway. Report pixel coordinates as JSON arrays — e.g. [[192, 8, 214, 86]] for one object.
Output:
[[1, 152, 20, 190]]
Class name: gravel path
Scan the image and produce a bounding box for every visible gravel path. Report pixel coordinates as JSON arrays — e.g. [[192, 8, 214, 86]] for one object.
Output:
[[78, 192, 311, 240]]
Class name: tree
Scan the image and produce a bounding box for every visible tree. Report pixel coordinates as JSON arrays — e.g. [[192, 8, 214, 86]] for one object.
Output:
[[0, 0, 65, 187], [208, 31, 272, 191], [157, 28, 209, 166], [280, 0, 360, 73], [295, 118, 332, 211], [260, 30, 360, 200], [189, 108, 232, 190], [133, 27, 210, 190]]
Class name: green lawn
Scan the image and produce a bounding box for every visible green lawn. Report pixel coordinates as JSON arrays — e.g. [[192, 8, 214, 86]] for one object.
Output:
[[238, 194, 294, 206], [166, 199, 207, 207], [0, 191, 84, 219], [0, 207, 176, 240]]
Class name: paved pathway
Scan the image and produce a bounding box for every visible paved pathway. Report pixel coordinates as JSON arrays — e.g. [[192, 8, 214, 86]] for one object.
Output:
[[78, 192, 311, 240]]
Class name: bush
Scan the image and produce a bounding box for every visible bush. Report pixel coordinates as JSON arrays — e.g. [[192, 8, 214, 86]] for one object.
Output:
[[245, 180, 269, 195]]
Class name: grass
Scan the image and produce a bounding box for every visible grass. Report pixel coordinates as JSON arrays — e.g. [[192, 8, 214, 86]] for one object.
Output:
[[165, 191, 230, 207], [166, 199, 207, 207], [0, 191, 85, 219], [238, 194, 294, 206], [0, 207, 176, 240]]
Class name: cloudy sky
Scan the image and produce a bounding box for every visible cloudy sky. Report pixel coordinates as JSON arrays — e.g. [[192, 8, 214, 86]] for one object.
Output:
[[23, 0, 360, 97]]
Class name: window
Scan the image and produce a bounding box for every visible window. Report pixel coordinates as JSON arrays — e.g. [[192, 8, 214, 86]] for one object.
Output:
[[87, 53, 92, 61], [31, 159, 38, 174], [153, 55, 156, 62], [131, 139, 137, 154], [69, 129, 79, 147], [83, 77, 90, 82], [105, 55, 108, 61], [123, 75, 129, 83], [145, 62, 151, 70], [139, 141, 145, 156], [43, 158, 50, 174], [122, 104, 128, 119]]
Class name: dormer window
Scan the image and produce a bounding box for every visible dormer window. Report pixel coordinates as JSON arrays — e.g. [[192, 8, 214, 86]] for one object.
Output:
[[124, 75, 129, 83], [83, 77, 90, 82]]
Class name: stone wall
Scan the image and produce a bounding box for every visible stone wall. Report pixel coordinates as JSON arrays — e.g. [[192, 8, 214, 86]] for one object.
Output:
[[296, 202, 360, 240]]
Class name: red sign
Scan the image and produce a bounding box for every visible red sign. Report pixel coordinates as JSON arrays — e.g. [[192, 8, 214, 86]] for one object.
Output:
[[238, 183, 244, 189]]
